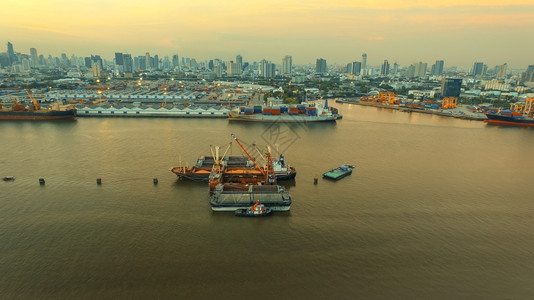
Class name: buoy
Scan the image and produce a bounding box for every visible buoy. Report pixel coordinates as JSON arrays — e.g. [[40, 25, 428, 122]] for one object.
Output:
[[314, 177, 318, 184], [96, 178, 102, 185], [39, 178, 45, 185], [153, 178, 158, 184]]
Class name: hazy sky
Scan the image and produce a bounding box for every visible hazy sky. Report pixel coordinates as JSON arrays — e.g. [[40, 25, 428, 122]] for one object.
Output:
[[2, 0, 534, 68]]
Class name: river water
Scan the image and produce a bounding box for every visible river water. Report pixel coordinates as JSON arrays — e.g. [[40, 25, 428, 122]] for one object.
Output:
[[1, 104, 533, 299]]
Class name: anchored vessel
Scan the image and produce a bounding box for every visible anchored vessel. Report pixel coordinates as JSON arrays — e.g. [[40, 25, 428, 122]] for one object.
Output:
[[0, 90, 76, 120], [484, 98, 534, 127], [323, 164, 354, 180], [209, 134, 292, 211], [228, 100, 341, 122]]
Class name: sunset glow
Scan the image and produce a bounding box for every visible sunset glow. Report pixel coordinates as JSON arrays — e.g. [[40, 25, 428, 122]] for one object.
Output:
[[2, 0, 533, 67]]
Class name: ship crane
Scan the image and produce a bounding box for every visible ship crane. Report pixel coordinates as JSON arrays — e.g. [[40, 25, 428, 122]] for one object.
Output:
[[231, 134, 277, 185]]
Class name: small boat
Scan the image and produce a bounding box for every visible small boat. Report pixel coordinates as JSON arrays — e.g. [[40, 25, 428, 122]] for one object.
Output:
[[2, 176, 15, 181], [235, 202, 273, 217], [322, 164, 354, 180]]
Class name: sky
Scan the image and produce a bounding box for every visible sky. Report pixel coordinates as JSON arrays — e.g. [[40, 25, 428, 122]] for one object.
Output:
[[2, 0, 534, 68]]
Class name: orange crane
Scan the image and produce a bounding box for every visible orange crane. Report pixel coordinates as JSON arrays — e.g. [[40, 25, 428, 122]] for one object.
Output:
[[231, 134, 277, 185], [25, 89, 40, 110], [441, 97, 457, 109], [231, 134, 266, 178]]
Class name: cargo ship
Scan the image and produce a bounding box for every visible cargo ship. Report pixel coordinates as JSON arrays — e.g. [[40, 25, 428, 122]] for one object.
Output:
[[171, 154, 296, 182], [209, 134, 292, 211], [227, 100, 341, 122], [0, 91, 76, 120], [484, 98, 534, 127]]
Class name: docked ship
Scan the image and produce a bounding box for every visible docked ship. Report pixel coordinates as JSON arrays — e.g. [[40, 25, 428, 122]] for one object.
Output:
[[0, 91, 76, 120], [171, 153, 296, 182], [484, 98, 534, 127], [209, 134, 292, 211], [227, 100, 341, 122]]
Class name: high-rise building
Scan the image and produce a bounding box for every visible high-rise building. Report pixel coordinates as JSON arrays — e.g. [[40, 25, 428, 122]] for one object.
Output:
[[30, 48, 38, 67], [227, 61, 242, 76], [521, 65, 534, 82], [472, 62, 484, 76], [7, 42, 16, 65], [441, 78, 462, 98], [316, 58, 327, 74], [115, 52, 124, 65], [346, 61, 361, 75], [260, 59, 275, 78], [123, 54, 133, 73], [392, 62, 399, 75], [172, 54, 179, 68], [431, 60, 444, 76], [415, 62, 427, 77], [281, 55, 292, 76], [496, 63, 507, 78], [381, 60, 390, 75], [362, 53, 367, 75]]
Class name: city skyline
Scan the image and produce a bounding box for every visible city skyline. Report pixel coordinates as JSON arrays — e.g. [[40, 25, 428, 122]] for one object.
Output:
[[2, 0, 533, 68]]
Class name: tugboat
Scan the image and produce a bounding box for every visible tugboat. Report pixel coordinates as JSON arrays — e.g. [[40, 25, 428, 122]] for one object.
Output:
[[235, 200, 272, 217], [2, 176, 15, 181]]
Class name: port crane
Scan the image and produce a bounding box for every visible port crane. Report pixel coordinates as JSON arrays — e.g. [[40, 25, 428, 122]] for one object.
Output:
[[25, 89, 40, 110]]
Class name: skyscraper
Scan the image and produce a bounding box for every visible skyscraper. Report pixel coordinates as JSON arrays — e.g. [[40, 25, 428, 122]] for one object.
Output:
[[227, 61, 242, 76], [281, 55, 292, 76], [496, 63, 507, 78], [415, 62, 427, 77], [316, 58, 327, 74], [7, 42, 17, 65], [521, 65, 534, 82], [472, 62, 484, 76], [346, 62, 361, 75], [431, 60, 444, 76], [123, 54, 133, 73], [30, 48, 38, 67], [115, 52, 124, 65], [441, 78, 462, 98], [362, 53, 367, 75], [260, 59, 275, 78], [381, 60, 390, 75], [172, 54, 179, 68]]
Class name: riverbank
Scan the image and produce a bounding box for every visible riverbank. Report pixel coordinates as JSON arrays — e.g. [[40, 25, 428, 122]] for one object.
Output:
[[337, 99, 487, 121]]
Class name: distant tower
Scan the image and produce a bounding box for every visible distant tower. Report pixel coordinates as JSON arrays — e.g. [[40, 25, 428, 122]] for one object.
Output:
[[282, 55, 292, 76], [431, 60, 444, 76], [30, 48, 38, 67], [472, 62, 484, 76], [315, 58, 327, 74], [7, 42, 16, 65], [114, 52, 124, 65], [497, 63, 507, 78], [362, 53, 367, 75], [172, 54, 179, 68], [123, 54, 133, 73], [381, 60, 390, 75]]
